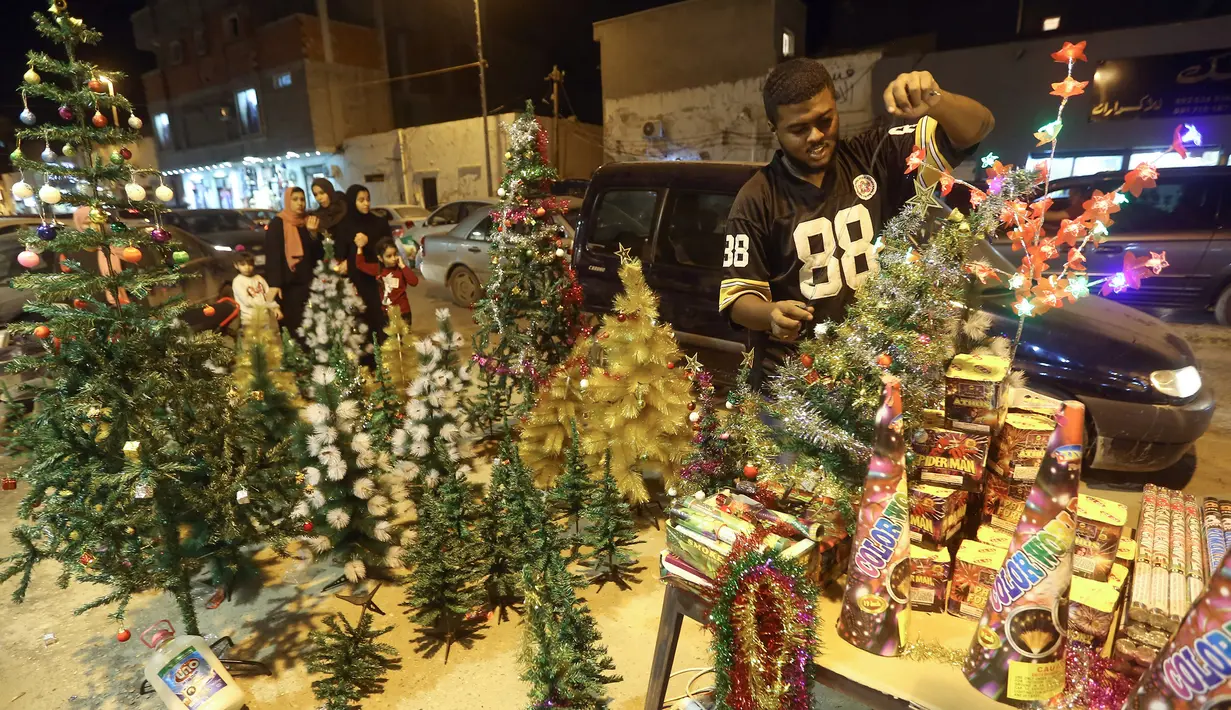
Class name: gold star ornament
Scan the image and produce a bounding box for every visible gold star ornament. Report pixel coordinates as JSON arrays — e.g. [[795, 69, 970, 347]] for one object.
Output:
[[614, 243, 633, 263], [683, 353, 704, 374], [740, 349, 756, 370]]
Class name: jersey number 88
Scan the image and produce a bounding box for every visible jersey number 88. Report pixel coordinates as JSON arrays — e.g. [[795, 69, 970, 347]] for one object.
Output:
[[792, 203, 878, 300]]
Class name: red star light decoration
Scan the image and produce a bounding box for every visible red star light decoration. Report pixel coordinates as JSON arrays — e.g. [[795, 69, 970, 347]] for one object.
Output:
[[904, 145, 926, 174], [1125, 163, 1158, 197], [1051, 41, 1088, 63], [969, 188, 987, 208], [1082, 190, 1121, 222], [938, 172, 955, 196], [1057, 218, 1087, 246], [1066, 248, 1086, 271], [964, 262, 1000, 284], [1029, 197, 1054, 219], [1050, 76, 1088, 99], [1000, 200, 1029, 226], [1172, 124, 1190, 159], [1146, 251, 1169, 274]]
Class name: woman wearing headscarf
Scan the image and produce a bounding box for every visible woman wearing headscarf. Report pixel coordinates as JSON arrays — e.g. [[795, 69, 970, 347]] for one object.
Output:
[[335, 183, 392, 339], [309, 178, 348, 241], [264, 186, 322, 337]]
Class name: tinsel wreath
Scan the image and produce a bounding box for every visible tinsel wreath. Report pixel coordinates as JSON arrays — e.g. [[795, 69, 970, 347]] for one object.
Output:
[[707, 530, 819, 710]]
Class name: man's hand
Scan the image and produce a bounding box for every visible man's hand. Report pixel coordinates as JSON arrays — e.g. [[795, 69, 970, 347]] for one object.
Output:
[[884, 71, 944, 120], [769, 300, 814, 342], [305, 215, 320, 233], [355, 232, 368, 248]]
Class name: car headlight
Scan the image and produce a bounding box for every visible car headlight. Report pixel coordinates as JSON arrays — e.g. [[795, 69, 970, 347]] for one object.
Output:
[[213, 245, 233, 252], [1150, 366, 1201, 398]]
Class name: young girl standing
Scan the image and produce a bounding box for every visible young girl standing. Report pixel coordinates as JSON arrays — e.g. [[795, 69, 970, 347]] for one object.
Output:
[[353, 233, 418, 324]]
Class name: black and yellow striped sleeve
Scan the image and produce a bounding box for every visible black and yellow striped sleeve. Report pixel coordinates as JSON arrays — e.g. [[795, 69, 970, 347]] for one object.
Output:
[[913, 115, 954, 190], [719, 277, 771, 312]]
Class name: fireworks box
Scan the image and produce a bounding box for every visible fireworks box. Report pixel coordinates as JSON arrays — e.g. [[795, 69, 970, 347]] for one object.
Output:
[[1069, 575, 1122, 648], [909, 484, 968, 549], [980, 468, 1033, 533], [948, 539, 1007, 621], [909, 426, 990, 492], [1005, 386, 1064, 417], [805, 527, 850, 589], [976, 524, 1014, 549], [909, 544, 951, 614], [988, 412, 1055, 481], [944, 354, 1009, 434], [1074, 493, 1128, 583]]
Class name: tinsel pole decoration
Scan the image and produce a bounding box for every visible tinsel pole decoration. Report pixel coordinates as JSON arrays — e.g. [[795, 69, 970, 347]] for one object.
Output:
[[962, 401, 1084, 707], [837, 378, 912, 656], [707, 529, 819, 710], [1124, 547, 1231, 709]]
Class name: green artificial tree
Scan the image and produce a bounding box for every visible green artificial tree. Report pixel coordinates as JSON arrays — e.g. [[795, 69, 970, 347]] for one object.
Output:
[[470, 102, 585, 435], [678, 367, 737, 497], [401, 441, 486, 660], [547, 419, 594, 544], [299, 238, 370, 364], [479, 433, 545, 618], [233, 336, 301, 445], [0, 3, 296, 636], [281, 326, 315, 397], [579, 452, 639, 587], [297, 344, 410, 585], [723, 353, 781, 479], [363, 345, 404, 458], [521, 505, 621, 708], [306, 603, 401, 710]]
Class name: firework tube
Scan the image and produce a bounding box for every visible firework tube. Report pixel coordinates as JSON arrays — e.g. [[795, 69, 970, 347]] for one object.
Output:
[[962, 401, 1083, 707], [1130, 495, 1155, 624], [1125, 548, 1231, 709], [1167, 489, 1188, 629], [671, 504, 793, 553], [1185, 495, 1205, 606], [1204, 498, 1226, 578], [837, 379, 911, 657], [1150, 495, 1172, 629], [1222, 500, 1231, 534]]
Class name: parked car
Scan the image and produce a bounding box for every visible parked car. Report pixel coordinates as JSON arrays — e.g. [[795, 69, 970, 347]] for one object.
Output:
[[551, 179, 590, 198], [371, 203, 430, 238], [570, 161, 1214, 478], [161, 209, 267, 269], [236, 208, 278, 228], [985, 166, 1231, 324], [418, 197, 579, 306], [0, 221, 237, 330], [399, 199, 498, 260]]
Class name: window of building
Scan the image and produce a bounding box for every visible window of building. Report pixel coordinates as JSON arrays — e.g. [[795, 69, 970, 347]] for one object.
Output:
[[193, 28, 207, 56], [1128, 147, 1222, 169], [1025, 154, 1126, 181], [274, 72, 292, 89], [588, 189, 659, 257], [656, 192, 733, 269], [1042, 16, 1061, 31], [153, 112, 172, 149], [169, 40, 183, 66], [234, 88, 260, 135], [781, 29, 796, 58], [223, 13, 240, 41]]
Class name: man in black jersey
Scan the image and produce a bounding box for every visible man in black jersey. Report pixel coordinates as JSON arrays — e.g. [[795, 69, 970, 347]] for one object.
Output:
[[719, 59, 994, 384]]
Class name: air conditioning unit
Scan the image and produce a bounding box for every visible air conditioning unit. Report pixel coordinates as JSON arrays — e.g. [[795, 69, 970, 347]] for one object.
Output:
[[642, 120, 664, 139]]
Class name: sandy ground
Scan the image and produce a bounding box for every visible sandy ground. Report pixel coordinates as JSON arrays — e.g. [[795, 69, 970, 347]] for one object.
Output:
[[1, 289, 1228, 710]]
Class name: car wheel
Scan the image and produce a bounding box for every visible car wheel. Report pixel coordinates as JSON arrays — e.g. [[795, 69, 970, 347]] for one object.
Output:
[[448, 266, 482, 307], [1215, 283, 1231, 326]]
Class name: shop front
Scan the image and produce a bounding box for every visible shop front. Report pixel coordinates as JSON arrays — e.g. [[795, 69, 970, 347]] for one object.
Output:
[[165, 150, 343, 211]]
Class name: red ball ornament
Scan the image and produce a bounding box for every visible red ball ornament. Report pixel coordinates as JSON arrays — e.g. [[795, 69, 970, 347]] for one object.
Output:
[[800, 354, 814, 368], [119, 147, 132, 160], [616, 314, 626, 322], [666, 362, 675, 370], [33, 325, 51, 339], [918, 334, 932, 344], [203, 305, 216, 317], [303, 521, 315, 532], [73, 299, 87, 309], [88, 79, 103, 93], [876, 353, 893, 367], [742, 464, 759, 479], [687, 402, 695, 411], [116, 628, 131, 643], [91, 111, 107, 128]]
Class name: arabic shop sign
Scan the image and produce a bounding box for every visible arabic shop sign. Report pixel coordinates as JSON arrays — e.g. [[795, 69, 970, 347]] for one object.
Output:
[[1090, 49, 1231, 121]]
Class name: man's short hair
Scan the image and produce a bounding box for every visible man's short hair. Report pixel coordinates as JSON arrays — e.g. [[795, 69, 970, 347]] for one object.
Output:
[[763, 58, 835, 125], [234, 251, 255, 266]]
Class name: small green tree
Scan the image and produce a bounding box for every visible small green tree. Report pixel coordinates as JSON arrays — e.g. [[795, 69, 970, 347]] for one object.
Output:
[[579, 453, 639, 587], [364, 345, 403, 457], [306, 605, 401, 710], [281, 327, 315, 396], [547, 419, 594, 542], [521, 505, 621, 707], [480, 434, 545, 617]]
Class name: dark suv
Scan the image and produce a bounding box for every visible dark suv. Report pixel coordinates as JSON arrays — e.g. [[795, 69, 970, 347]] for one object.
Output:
[[989, 166, 1231, 324], [571, 161, 1214, 478]]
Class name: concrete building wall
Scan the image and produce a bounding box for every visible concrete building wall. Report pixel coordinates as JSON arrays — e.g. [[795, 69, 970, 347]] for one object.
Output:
[[873, 15, 1231, 169]]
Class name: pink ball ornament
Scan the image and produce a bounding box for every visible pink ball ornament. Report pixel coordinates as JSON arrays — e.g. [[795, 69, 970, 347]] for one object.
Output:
[[17, 250, 41, 269], [150, 227, 170, 244]]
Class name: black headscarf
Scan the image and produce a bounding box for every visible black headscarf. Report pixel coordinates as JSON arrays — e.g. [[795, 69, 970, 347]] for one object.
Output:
[[339, 184, 391, 265], [310, 177, 347, 231]]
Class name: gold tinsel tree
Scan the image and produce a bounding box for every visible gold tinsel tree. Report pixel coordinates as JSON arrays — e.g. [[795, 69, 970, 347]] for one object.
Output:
[[583, 256, 692, 502], [519, 339, 597, 484], [233, 312, 300, 405], [378, 306, 415, 398]]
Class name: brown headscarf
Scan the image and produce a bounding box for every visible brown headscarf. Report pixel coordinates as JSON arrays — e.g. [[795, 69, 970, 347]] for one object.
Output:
[[277, 186, 307, 272], [310, 177, 347, 231]]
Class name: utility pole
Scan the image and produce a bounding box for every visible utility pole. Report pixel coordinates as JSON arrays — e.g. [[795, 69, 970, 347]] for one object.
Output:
[[545, 65, 564, 169], [473, 0, 492, 197]]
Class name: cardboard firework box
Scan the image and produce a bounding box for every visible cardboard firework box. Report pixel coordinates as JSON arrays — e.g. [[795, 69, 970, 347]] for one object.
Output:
[[944, 354, 1010, 434], [981, 469, 1034, 533], [1005, 387, 1064, 417], [910, 426, 990, 492], [909, 484, 969, 549], [1068, 575, 1121, 648], [988, 413, 1055, 481], [910, 544, 952, 614], [977, 524, 1015, 549], [948, 539, 1008, 621], [1073, 493, 1127, 583]]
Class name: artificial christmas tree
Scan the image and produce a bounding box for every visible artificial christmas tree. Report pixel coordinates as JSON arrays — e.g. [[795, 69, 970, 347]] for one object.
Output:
[[299, 238, 370, 364], [519, 339, 595, 483], [281, 326, 315, 397], [520, 506, 621, 708], [547, 419, 595, 544], [579, 453, 640, 587], [363, 345, 405, 459], [678, 367, 737, 497], [306, 602, 401, 710], [479, 434, 545, 618], [378, 306, 415, 399], [232, 333, 300, 444], [0, 3, 292, 636], [584, 257, 693, 503], [470, 103, 585, 435], [296, 345, 409, 586], [722, 353, 781, 481]]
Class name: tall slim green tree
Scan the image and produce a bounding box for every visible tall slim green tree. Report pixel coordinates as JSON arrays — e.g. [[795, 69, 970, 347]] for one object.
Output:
[[579, 453, 639, 587], [479, 434, 545, 617], [547, 419, 594, 542], [306, 604, 401, 710]]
